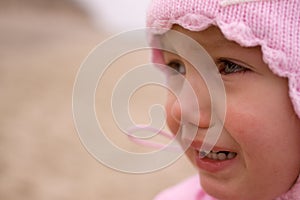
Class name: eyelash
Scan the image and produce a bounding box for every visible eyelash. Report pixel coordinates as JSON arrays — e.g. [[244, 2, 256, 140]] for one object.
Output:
[[166, 60, 186, 75], [165, 59, 249, 76], [218, 59, 249, 75]]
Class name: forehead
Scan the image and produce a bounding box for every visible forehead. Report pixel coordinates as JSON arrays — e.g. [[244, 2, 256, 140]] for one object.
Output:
[[174, 25, 225, 44], [160, 25, 262, 64], [161, 25, 242, 53]]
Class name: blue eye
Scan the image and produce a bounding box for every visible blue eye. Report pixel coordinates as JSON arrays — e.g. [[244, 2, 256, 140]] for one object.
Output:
[[218, 59, 248, 75], [166, 60, 186, 75]]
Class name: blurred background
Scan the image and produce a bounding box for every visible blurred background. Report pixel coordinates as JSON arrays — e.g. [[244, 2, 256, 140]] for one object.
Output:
[[0, 0, 196, 199]]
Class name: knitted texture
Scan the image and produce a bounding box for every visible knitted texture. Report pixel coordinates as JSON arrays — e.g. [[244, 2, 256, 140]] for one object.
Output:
[[147, 0, 300, 119]]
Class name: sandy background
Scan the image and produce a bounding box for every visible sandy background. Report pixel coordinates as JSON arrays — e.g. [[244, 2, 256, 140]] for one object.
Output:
[[0, 1, 196, 199]]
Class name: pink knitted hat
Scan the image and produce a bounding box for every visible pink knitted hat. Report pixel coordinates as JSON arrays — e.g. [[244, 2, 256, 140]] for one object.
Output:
[[147, 0, 300, 118]]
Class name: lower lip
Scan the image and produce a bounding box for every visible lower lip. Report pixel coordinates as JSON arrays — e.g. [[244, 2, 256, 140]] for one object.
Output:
[[195, 154, 237, 173]]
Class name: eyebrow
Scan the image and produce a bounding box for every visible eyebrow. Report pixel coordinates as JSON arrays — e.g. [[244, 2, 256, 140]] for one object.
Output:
[[197, 35, 235, 51]]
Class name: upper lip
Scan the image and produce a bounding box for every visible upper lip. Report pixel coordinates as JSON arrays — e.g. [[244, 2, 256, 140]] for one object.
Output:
[[189, 140, 236, 153]]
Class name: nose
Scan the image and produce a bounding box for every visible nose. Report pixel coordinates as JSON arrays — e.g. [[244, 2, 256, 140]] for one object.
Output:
[[171, 71, 212, 129]]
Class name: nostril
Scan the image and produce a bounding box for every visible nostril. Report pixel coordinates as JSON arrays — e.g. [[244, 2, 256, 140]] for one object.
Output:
[[198, 113, 212, 129]]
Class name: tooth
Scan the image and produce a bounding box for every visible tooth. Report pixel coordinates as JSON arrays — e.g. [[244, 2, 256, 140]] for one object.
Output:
[[207, 152, 212, 159], [217, 152, 227, 160], [212, 152, 218, 160], [227, 152, 236, 159], [203, 150, 237, 160], [199, 151, 207, 157]]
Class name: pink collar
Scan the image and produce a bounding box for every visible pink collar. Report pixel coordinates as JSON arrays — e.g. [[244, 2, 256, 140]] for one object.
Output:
[[276, 176, 300, 200]]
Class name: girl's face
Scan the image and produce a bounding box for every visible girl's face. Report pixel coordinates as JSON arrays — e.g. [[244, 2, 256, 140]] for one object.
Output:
[[163, 25, 300, 200]]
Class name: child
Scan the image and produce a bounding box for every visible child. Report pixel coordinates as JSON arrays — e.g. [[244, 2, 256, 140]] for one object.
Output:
[[146, 0, 300, 199]]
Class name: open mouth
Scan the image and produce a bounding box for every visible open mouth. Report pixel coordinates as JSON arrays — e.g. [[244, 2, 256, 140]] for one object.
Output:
[[200, 150, 237, 161]]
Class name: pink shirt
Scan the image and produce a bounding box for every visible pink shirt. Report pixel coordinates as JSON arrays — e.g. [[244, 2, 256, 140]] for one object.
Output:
[[154, 175, 300, 200], [154, 175, 216, 200]]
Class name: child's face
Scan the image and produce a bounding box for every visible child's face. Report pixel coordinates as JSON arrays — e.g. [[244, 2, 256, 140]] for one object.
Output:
[[162, 25, 300, 200]]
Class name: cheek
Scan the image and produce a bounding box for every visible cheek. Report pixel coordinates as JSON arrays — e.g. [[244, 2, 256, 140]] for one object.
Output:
[[224, 107, 261, 153], [165, 95, 181, 135], [225, 99, 289, 157], [226, 95, 300, 171]]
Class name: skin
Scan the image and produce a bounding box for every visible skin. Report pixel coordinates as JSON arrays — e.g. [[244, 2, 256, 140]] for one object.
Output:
[[162, 25, 300, 200]]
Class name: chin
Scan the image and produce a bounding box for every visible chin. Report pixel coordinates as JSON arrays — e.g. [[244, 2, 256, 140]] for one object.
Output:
[[200, 178, 232, 200], [198, 174, 251, 200]]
